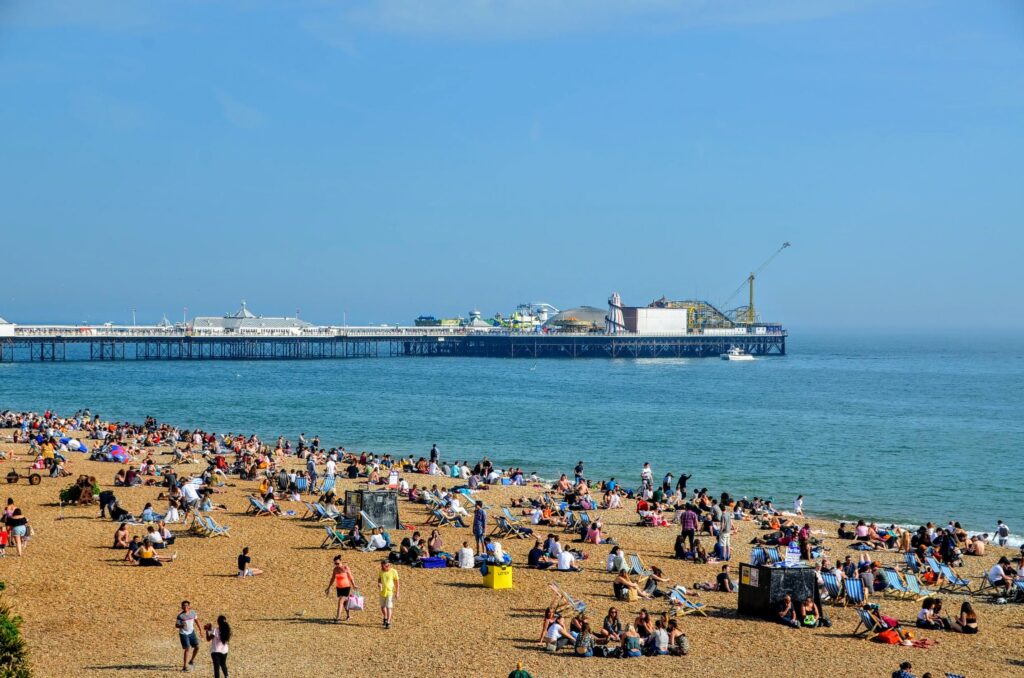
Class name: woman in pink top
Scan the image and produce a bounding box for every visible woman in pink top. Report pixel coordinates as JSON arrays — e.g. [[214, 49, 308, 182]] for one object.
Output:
[[204, 615, 231, 678]]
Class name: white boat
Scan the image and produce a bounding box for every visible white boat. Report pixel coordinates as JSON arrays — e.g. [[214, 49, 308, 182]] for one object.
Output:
[[721, 346, 754, 361]]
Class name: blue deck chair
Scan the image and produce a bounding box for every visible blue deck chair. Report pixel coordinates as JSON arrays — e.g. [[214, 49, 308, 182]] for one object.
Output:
[[629, 554, 652, 577], [882, 568, 911, 599], [490, 517, 515, 538], [548, 582, 586, 615], [903, 572, 929, 600], [852, 607, 882, 639], [1014, 579, 1024, 601], [300, 502, 319, 520], [246, 496, 275, 517], [294, 476, 309, 493], [562, 511, 577, 532], [359, 510, 380, 531], [937, 564, 972, 594], [579, 512, 592, 528], [903, 552, 920, 573], [318, 475, 336, 495], [668, 587, 707, 617], [821, 572, 843, 603], [843, 577, 866, 606], [765, 546, 783, 564], [945, 674, 965, 678], [321, 525, 346, 549], [502, 507, 523, 524], [925, 555, 943, 575], [750, 546, 768, 567], [202, 515, 231, 537]]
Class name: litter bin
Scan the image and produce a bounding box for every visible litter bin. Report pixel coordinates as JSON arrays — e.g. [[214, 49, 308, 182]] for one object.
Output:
[[482, 565, 513, 590]]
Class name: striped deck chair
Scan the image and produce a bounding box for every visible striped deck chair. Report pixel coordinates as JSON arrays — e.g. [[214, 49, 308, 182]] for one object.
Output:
[[318, 475, 336, 495], [502, 507, 522, 524], [1014, 579, 1024, 601], [563, 511, 578, 532], [202, 515, 231, 537], [852, 607, 883, 639], [579, 512, 592, 529], [903, 552, 921, 573], [313, 504, 338, 523], [765, 546, 784, 564], [925, 555, 943, 576], [548, 582, 586, 615], [843, 577, 866, 606], [300, 502, 319, 520], [881, 568, 911, 599], [294, 476, 309, 493], [750, 546, 768, 567], [629, 554, 652, 578], [359, 510, 380, 531], [668, 587, 707, 617], [187, 510, 207, 535], [321, 525, 346, 549], [505, 520, 534, 540], [246, 496, 275, 517], [490, 517, 515, 538], [937, 564, 972, 594], [945, 674, 965, 678], [821, 572, 843, 604], [903, 572, 930, 600]]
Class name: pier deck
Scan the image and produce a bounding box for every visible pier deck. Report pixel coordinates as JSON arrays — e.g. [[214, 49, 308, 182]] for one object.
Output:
[[0, 327, 785, 362]]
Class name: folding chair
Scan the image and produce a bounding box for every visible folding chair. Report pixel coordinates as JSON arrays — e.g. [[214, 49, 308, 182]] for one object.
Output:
[[881, 567, 912, 599], [843, 577, 866, 606], [629, 554, 651, 578], [852, 607, 883, 640], [668, 587, 707, 617], [548, 582, 586, 615], [937, 564, 972, 595], [821, 572, 843, 604], [321, 525, 346, 549]]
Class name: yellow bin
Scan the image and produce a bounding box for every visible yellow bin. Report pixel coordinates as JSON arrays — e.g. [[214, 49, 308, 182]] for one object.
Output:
[[483, 565, 513, 590]]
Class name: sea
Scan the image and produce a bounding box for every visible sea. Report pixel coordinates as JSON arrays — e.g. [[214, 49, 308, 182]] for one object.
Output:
[[1, 330, 1021, 544]]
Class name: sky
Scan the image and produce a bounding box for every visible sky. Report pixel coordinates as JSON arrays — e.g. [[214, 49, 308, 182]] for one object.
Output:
[[0, 0, 1021, 329]]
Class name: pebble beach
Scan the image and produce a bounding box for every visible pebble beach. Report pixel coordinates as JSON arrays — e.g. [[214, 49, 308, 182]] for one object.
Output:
[[0, 428, 1021, 678]]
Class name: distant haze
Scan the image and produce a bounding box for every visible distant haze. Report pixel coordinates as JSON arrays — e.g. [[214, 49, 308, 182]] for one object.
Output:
[[1, 1, 1021, 329]]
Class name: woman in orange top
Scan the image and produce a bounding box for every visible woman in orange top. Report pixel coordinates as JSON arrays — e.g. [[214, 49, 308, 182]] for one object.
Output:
[[325, 555, 358, 622]]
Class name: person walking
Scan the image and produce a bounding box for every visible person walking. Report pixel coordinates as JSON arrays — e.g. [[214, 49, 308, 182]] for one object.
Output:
[[680, 505, 698, 552], [473, 501, 487, 554], [175, 600, 201, 672], [377, 559, 400, 629], [325, 554, 358, 622], [204, 615, 231, 678]]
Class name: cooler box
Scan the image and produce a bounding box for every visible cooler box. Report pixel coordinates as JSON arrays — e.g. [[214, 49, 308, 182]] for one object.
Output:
[[421, 557, 446, 569], [483, 565, 513, 589]]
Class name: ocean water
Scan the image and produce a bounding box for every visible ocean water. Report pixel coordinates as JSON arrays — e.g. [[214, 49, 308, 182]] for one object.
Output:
[[1, 331, 1021, 541]]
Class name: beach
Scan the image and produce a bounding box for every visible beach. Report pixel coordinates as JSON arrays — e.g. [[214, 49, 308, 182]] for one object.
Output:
[[0, 429, 1020, 678]]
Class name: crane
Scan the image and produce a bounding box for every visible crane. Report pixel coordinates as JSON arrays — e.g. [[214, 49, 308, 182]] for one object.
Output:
[[721, 242, 791, 325]]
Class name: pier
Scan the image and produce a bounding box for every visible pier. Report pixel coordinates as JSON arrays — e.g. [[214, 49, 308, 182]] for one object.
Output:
[[0, 325, 785, 362]]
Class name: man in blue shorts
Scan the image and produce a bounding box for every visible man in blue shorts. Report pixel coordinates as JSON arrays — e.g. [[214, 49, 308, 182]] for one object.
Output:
[[176, 600, 201, 672]]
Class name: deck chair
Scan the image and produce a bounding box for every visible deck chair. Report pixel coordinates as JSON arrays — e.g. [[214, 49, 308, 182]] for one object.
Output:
[[246, 496, 275, 517], [579, 512, 592, 529], [881, 568, 911, 599], [200, 514, 231, 537], [187, 510, 207, 535], [321, 525, 346, 549], [945, 674, 965, 678], [505, 520, 534, 540], [318, 475, 336, 494], [668, 587, 707, 617], [843, 577, 866, 606], [1014, 579, 1024, 601], [548, 582, 586, 615], [294, 476, 309, 493], [502, 507, 522, 524], [750, 546, 768, 567], [821, 572, 843, 604], [490, 517, 514, 538], [765, 546, 783, 564], [905, 573, 937, 602], [903, 552, 921, 573], [629, 554, 652, 578], [563, 511, 578, 532], [359, 510, 380, 531], [852, 607, 883, 639], [937, 564, 972, 594], [300, 502, 319, 520], [925, 555, 943, 576]]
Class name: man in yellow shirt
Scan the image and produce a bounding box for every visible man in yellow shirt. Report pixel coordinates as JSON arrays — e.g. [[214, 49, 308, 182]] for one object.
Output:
[[377, 560, 400, 629]]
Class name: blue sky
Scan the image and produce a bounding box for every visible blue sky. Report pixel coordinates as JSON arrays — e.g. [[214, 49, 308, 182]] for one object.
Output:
[[1, 0, 1021, 328]]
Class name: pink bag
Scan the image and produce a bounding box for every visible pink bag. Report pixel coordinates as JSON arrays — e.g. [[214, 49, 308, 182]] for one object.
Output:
[[346, 591, 364, 612]]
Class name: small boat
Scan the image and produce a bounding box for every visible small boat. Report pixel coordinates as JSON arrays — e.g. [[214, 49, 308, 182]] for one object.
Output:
[[721, 346, 754, 361]]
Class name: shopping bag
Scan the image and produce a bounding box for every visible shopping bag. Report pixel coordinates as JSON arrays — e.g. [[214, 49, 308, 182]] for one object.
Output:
[[346, 590, 365, 611]]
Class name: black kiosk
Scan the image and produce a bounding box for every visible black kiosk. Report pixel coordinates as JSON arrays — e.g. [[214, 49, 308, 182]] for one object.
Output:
[[345, 490, 401, 530], [737, 563, 820, 619]]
